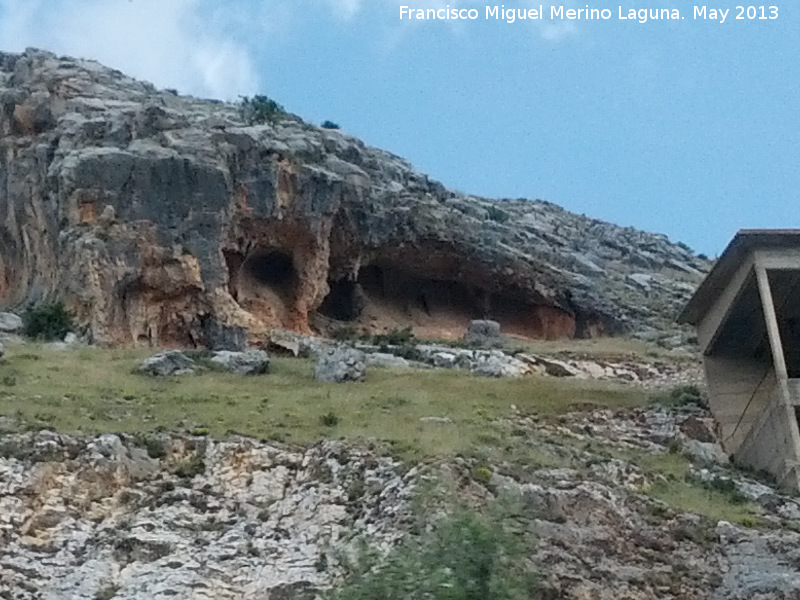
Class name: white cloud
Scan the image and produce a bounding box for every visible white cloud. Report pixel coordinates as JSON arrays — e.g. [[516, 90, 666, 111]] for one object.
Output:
[[0, 0, 261, 100]]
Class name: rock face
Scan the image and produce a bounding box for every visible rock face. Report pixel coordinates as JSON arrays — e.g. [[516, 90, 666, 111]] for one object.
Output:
[[0, 434, 413, 600], [0, 48, 710, 348]]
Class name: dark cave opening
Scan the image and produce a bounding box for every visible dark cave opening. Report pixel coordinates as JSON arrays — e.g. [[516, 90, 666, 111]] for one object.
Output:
[[357, 262, 484, 321], [318, 279, 364, 322], [350, 262, 576, 340], [223, 250, 244, 301], [243, 250, 297, 293]]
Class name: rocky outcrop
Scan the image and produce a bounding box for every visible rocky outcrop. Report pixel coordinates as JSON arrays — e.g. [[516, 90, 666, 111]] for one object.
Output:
[[0, 48, 710, 348], [3, 405, 800, 599], [0, 434, 413, 599]]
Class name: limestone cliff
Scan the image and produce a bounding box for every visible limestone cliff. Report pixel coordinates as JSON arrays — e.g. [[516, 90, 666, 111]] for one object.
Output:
[[0, 48, 709, 348]]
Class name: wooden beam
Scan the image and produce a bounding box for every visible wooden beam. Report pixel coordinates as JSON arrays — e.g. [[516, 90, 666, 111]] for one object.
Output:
[[755, 263, 789, 385], [756, 248, 800, 270]]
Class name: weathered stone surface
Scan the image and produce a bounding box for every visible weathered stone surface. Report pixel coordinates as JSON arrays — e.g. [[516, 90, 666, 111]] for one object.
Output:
[[2, 403, 800, 599], [472, 351, 529, 378], [365, 352, 411, 368], [209, 349, 269, 375], [680, 415, 717, 443], [464, 319, 501, 346], [314, 346, 366, 382], [0, 435, 412, 600], [714, 521, 800, 599], [529, 355, 582, 377], [0, 312, 22, 333], [0, 48, 709, 349], [137, 350, 196, 376], [682, 438, 730, 466]]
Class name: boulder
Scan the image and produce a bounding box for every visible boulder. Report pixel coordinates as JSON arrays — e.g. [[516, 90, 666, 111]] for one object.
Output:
[[679, 415, 716, 443], [137, 351, 196, 376], [0, 312, 22, 333], [528, 355, 582, 377], [681, 438, 729, 466], [471, 351, 529, 378], [314, 347, 366, 383], [464, 320, 501, 346], [209, 350, 270, 375]]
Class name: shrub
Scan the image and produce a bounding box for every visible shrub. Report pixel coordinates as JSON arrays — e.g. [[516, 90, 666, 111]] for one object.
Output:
[[472, 465, 493, 485], [319, 411, 340, 427], [331, 324, 361, 342], [651, 384, 705, 408], [172, 455, 206, 479], [321, 120, 340, 129], [703, 476, 749, 505], [327, 509, 536, 600], [239, 95, 285, 125], [23, 302, 74, 341], [372, 326, 415, 346]]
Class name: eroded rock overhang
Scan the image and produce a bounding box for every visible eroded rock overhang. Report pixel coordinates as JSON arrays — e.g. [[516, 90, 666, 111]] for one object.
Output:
[[0, 48, 706, 347]]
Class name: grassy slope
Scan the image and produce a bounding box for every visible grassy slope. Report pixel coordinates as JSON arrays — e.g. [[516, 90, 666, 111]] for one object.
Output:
[[0, 343, 760, 525], [0, 345, 645, 457]]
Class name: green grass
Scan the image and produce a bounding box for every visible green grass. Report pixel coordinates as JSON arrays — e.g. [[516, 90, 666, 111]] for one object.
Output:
[[507, 336, 693, 362], [617, 448, 762, 527], [649, 480, 761, 527], [0, 345, 647, 459]]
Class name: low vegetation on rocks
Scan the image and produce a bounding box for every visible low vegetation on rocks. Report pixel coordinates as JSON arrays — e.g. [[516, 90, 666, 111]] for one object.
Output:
[[238, 94, 285, 125], [21, 302, 74, 341], [327, 506, 538, 600]]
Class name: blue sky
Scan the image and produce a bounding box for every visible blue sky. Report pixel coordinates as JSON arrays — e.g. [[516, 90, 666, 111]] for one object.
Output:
[[1, 0, 797, 256]]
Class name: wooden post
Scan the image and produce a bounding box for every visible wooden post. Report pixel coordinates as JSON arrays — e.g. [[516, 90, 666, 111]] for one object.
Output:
[[755, 264, 791, 400]]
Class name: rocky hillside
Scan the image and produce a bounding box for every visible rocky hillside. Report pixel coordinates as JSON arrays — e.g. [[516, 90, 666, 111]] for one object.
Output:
[[3, 401, 800, 600], [0, 48, 709, 349]]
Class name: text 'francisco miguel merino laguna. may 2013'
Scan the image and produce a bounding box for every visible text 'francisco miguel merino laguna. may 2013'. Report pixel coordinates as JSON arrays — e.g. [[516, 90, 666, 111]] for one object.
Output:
[[399, 5, 779, 24]]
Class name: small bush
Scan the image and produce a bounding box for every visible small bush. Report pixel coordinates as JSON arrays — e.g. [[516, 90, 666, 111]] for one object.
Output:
[[239, 95, 285, 125], [703, 477, 748, 505], [133, 434, 169, 460], [327, 509, 537, 600], [651, 384, 704, 407], [372, 326, 415, 346], [172, 455, 206, 479], [23, 302, 74, 341], [331, 324, 361, 342], [472, 465, 493, 485], [319, 411, 340, 427], [321, 120, 340, 129]]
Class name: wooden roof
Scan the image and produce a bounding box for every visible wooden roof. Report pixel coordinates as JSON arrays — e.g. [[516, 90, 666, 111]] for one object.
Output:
[[678, 229, 800, 326]]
